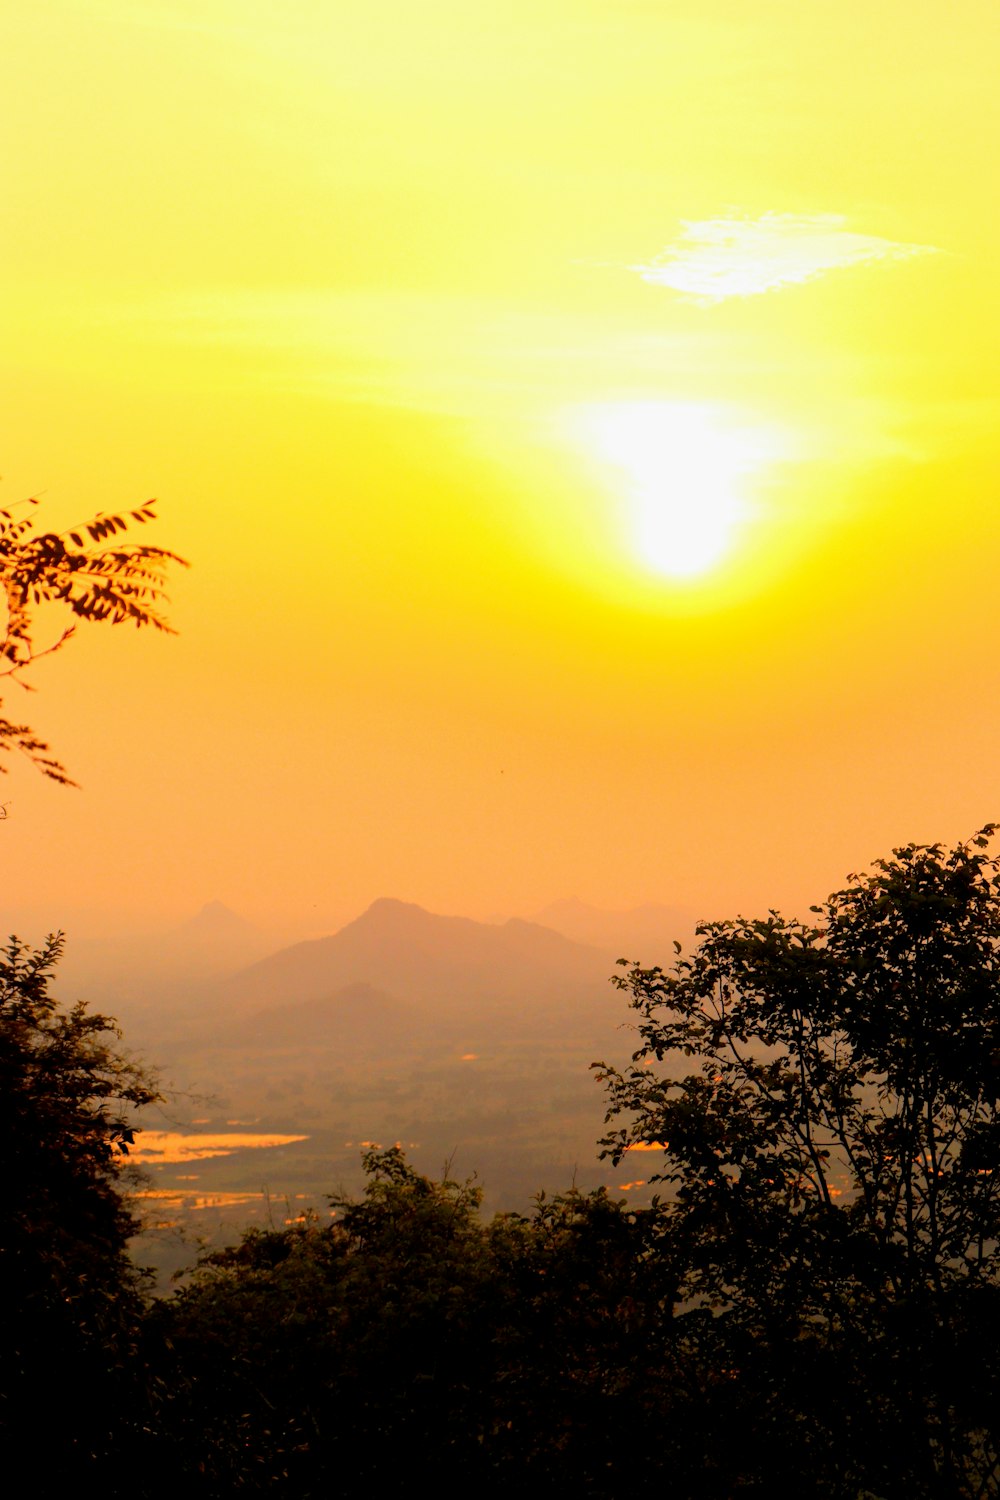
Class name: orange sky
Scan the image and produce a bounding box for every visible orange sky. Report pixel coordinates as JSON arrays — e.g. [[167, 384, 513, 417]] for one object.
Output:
[[3, 1, 1000, 943]]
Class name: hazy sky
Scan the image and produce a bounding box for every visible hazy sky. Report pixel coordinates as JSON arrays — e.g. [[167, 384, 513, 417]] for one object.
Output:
[[3, 1, 999, 940]]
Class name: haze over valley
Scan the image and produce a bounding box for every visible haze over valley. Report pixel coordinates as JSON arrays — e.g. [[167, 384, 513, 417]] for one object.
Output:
[[51, 894, 693, 1278]]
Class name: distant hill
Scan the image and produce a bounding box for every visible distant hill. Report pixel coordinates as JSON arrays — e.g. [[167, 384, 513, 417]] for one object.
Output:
[[123, 903, 646, 1225], [53, 900, 272, 1021], [176, 899, 260, 943], [221, 898, 619, 1046], [530, 898, 695, 962], [165, 901, 272, 972], [238, 981, 416, 1051]]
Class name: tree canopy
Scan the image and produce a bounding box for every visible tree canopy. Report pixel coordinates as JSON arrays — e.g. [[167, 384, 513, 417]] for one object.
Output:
[[0, 933, 161, 1476], [0, 495, 186, 784], [596, 827, 1000, 1495], [153, 1147, 676, 1494]]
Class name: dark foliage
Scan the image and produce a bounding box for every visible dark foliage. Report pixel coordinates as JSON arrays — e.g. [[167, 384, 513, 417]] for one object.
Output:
[[596, 828, 1000, 1496], [0, 934, 161, 1481], [153, 1148, 681, 1495]]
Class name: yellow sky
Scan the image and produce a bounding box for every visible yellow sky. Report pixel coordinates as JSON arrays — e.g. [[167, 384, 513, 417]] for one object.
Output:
[[3, 0, 999, 941]]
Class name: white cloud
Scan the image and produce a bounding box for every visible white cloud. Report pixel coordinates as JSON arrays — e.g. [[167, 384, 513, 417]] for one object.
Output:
[[633, 213, 937, 303]]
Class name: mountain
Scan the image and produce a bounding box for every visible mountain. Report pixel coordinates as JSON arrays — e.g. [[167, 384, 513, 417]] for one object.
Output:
[[221, 898, 619, 1044], [176, 898, 259, 940], [52, 900, 272, 1022], [238, 981, 414, 1051], [166, 900, 271, 972], [530, 898, 695, 961]]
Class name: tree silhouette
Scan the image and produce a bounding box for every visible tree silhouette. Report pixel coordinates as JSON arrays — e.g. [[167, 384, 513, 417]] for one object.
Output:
[[596, 828, 1000, 1495], [1, 933, 161, 1476], [0, 496, 186, 784], [154, 1148, 674, 1494], [0, 490, 181, 1476]]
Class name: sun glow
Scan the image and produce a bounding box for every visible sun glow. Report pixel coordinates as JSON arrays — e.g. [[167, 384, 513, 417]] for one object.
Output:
[[577, 401, 783, 580]]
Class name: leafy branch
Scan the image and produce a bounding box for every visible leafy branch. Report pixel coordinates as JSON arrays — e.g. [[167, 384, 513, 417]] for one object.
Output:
[[0, 496, 187, 785]]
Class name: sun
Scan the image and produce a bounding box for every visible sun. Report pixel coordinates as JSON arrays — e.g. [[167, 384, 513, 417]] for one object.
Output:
[[575, 401, 780, 580]]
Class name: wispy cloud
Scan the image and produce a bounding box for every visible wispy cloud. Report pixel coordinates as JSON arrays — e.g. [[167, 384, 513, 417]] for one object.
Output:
[[100, 287, 742, 416], [632, 213, 938, 303]]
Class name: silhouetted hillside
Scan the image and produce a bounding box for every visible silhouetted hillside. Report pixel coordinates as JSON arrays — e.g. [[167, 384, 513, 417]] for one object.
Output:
[[222, 899, 617, 1043]]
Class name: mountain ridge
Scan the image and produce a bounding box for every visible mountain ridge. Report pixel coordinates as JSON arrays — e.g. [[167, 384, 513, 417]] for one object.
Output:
[[221, 897, 618, 1040]]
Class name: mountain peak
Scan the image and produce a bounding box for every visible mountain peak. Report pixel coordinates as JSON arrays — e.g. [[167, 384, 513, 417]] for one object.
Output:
[[226, 898, 614, 1018], [364, 897, 427, 917], [182, 900, 257, 934]]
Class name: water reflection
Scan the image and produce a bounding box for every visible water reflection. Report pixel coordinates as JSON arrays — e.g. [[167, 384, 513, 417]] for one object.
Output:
[[130, 1130, 308, 1163]]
